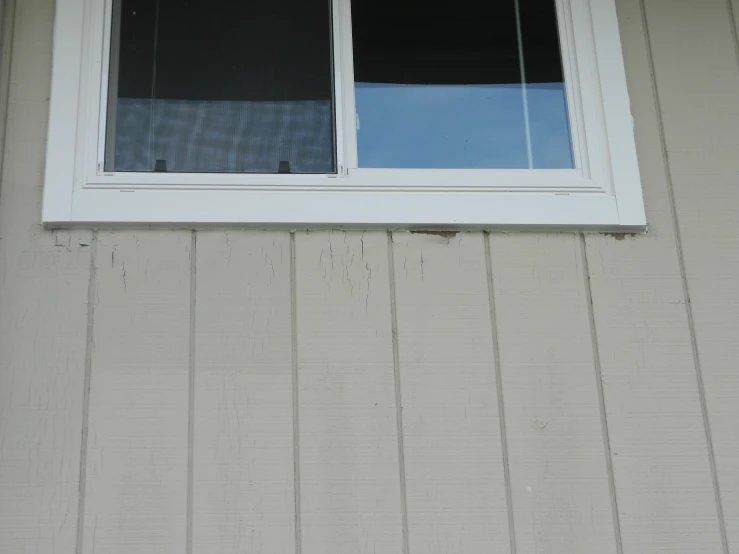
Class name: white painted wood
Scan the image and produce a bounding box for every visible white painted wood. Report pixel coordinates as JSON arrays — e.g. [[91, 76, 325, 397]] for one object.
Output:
[[40, 0, 83, 223], [584, 0, 725, 551], [333, 0, 356, 170], [0, 0, 91, 551], [589, 0, 646, 226], [42, 0, 645, 228], [192, 231, 295, 554], [488, 233, 616, 553], [295, 231, 403, 554], [82, 167, 592, 190], [391, 232, 510, 554], [649, 0, 739, 548], [82, 231, 190, 554], [63, 189, 629, 230]]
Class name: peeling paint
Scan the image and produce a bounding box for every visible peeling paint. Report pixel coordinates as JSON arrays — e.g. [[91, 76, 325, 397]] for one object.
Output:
[[410, 230, 459, 239], [604, 232, 636, 241]]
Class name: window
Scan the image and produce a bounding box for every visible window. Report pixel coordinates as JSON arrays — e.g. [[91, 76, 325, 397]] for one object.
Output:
[[43, 0, 646, 228], [106, 0, 336, 174]]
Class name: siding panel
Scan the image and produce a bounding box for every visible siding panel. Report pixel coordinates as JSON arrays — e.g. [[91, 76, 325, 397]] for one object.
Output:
[[295, 231, 403, 554], [584, 0, 725, 552], [82, 231, 191, 554], [488, 233, 617, 554], [651, 0, 739, 548], [192, 231, 295, 554], [0, 0, 91, 552], [392, 232, 510, 554], [2, 0, 739, 552]]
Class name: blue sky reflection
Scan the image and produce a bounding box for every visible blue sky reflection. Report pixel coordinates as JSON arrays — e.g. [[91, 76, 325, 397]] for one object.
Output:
[[355, 82, 573, 169]]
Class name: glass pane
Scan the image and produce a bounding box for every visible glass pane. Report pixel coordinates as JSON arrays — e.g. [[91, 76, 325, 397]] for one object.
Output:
[[519, 0, 573, 168], [351, 0, 573, 169], [106, 0, 336, 174]]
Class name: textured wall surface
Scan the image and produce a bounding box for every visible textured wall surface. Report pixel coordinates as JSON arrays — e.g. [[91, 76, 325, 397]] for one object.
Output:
[[0, 0, 737, 552]]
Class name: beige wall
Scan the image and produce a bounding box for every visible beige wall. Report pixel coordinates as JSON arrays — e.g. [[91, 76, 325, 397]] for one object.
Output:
[[1, 0, 738, 552]]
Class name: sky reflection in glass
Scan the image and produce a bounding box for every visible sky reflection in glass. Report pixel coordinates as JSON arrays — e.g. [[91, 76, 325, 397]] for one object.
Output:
[[355, 82, 573, 169]]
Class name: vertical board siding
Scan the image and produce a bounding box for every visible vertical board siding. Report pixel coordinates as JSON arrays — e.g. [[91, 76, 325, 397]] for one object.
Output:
[[0, 0, 92, 551], [488, 234, 617, 554], [583, 0, 725, 552], [193, 231, 295, 554], [2, 0, 739, 552], [392, 232, 510, 554], [294, 231, 403, 554], [0, 0, 14, 174], [652, 0, 739, 548], [82, 231, 191, 554]]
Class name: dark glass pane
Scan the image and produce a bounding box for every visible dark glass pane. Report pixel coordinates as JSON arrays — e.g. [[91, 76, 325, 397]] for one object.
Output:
[[351, 0, 573, 169], [106, 0, 336, 174]]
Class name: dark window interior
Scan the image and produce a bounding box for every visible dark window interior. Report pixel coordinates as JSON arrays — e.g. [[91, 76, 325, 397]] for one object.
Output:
[[117, 0, 334, 101], [351, 0, 564, 86]]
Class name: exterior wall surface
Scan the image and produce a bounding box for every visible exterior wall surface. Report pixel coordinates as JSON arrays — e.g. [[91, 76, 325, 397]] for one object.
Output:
[[0, 0, 738, 553]]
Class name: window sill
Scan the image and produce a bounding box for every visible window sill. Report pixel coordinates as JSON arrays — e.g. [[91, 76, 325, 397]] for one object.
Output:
[[42, 186, 646, 231]]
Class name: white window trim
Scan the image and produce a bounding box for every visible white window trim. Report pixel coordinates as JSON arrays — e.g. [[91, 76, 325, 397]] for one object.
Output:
[[42, 0, 646, 229]]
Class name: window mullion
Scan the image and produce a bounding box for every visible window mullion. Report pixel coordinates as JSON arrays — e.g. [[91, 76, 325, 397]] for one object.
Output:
[[334, 0, 358, 172]]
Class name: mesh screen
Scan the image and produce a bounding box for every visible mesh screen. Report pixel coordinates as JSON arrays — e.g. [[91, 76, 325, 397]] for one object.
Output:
[[106, 0, 336, 174], [114, 99, 334, 173]]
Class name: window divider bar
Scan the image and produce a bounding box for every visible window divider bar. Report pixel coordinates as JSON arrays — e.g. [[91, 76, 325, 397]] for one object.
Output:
[[330, 0, 347, 173], [513, 0, 534, 170], [335, 0, 358, 170]]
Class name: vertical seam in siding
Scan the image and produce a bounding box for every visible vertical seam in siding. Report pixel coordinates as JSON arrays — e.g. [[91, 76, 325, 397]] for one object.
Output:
[[76, 231, 98, 554], [641, 1, 730, 551], [290, 232, 302, 554], [0, 0, 16, 196], [387, 231, 410, 554], [483, 232, 517, 554], [725, 0, 739, 71], [579, 233, 624, 554], [186, 231, 197, 554]]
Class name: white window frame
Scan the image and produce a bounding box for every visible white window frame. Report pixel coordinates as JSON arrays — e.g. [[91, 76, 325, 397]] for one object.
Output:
[[42, 0, 646, 229]]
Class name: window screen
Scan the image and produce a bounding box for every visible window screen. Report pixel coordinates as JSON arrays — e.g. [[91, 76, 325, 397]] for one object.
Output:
[[105, 0, 336, 174]]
